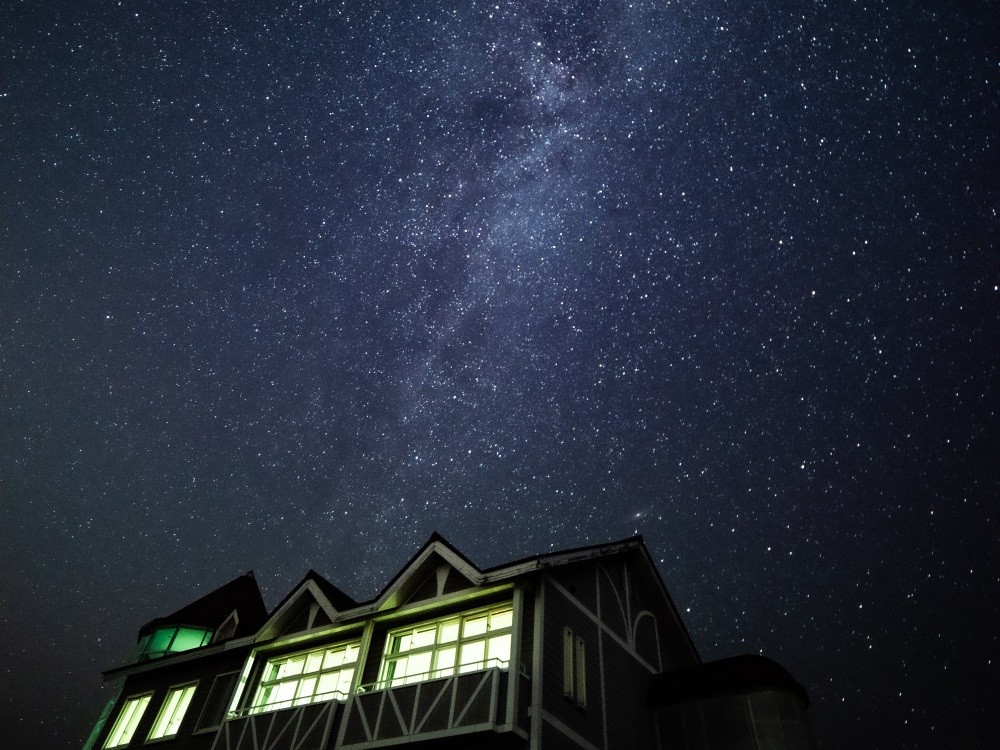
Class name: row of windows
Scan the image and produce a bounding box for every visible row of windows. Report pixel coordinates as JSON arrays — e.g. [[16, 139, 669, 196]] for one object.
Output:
[[247, 603, 514, 713], [103, 684, 196, 748], [105, 603, 515, 745]]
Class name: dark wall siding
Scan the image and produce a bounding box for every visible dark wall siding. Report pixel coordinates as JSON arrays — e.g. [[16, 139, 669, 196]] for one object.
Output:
[[101, 647, 251, 750], [600, 635, 654, 749], [541, 581, 604, 750]]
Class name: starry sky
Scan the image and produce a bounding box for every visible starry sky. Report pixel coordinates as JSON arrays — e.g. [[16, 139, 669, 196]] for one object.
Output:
[[1, 0, 997, 747]]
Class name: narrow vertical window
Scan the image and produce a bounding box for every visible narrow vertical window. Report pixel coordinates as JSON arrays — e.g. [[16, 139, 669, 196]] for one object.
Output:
[[562, 627, 587, 708], [147, 683, 198, 740], [562, 627, 575, 699], [103, 694, 151, 748], [573, 635, 587, 708]]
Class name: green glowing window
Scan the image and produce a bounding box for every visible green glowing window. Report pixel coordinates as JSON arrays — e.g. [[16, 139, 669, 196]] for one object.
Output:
[[141, 626, 213, 660], [249, 641, 360, 714], [103, 694, 151, 748], [378, 603, 513, 688], [147, 683, 198, 740]]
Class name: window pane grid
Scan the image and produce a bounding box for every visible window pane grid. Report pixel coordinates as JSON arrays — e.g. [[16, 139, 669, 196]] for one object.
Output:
[[378, 605, 513, 688], [103, 695, 151, 748], [248, 642, 359, 714], [148, 683, 197, 740]]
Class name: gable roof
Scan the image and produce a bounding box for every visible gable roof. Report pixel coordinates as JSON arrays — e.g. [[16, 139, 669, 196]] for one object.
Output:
[[138, 571, 266, 640], [373, 532, 482, 610], [255, 570, 357, 641]]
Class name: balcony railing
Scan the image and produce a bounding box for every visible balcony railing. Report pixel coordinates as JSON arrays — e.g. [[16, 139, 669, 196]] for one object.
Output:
[[212, 700, 341, 750], [228, 689, 351, 718], [339, 666, 512, 747]]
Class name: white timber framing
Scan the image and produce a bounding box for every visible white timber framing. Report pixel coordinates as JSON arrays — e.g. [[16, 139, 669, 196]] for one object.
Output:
[[530, 577, 545, 750]]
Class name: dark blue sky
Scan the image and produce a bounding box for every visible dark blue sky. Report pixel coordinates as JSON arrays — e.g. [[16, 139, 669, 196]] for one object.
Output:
[[2, 1, 997, 747]]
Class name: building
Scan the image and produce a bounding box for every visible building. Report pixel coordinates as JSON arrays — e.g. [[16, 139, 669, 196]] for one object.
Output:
[[84, 534, 815, 750]]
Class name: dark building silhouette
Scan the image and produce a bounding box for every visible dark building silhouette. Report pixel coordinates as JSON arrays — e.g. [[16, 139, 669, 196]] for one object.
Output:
[[84, 534, 815, 749]]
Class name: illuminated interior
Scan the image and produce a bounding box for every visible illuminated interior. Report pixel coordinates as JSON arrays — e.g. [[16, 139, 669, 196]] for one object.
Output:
[[249, 641, 360, 713], [147, 683, 198, 740], [138, 626, 214, 660], [378, 604, 513, 688], [102, 695, 151, 749]]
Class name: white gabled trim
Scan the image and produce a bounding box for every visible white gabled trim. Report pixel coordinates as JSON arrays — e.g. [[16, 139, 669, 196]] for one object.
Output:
[[375, 541, 483, 611], [482, 540, 641, 584], [530, 579, 545, 750], [256, 579, 341, 641], [548, 577, 658, 674]]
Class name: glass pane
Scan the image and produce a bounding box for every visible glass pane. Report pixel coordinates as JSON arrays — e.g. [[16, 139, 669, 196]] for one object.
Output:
[[407, 651, 432, 680], [439, 620, 460, 643], [490, 610, 513, 631], [337, 669, 354, 694], [295, 677, 317, 705], [463, 616, 488, 638], [305, 652, 323, 673], [487, 635, 511, 665], [104, 696, 150, 748], [280, 657, 305, 678], [147, 628, 175, 654], [459, 640, 485, 672], [324, 649, 345, 669], [412, 625, 437, 648], [273, 681, 297, 709], [434, 646, 456, 676], [344, 644, 359, 662], [317, 673, 338, 699], [171, 627, 211, 652], [398, 633, 415, 653]]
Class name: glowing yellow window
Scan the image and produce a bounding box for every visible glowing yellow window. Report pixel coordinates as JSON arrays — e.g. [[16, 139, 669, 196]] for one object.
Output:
[[147, 683, 197, 740], [379, 604, 513, 688], [249, 641, 360, 714], [103, 694, 151, 748]]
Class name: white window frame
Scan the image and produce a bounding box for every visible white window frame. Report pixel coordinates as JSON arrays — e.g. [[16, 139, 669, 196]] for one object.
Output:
[[248, 640, 360, 714], [146, 682, 198, 741], [378, 603, 513, 689], [103, 693, 152, 749], [562, 627, 587, 708]]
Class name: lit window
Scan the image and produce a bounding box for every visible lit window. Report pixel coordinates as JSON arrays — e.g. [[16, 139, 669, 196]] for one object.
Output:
[[147, 683, 197, 740], [379, 604, 513, 688], [249, 641, 360, 713], [103, 694, 151, 748], [562, 627, 586, 708], [139, 626, 213, 660]]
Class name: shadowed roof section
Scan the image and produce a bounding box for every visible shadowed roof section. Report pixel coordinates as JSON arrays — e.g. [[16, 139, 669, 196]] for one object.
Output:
[[303, 569, 358, 611], [138, 571, 267, 640], [649, 654, 810, 708]]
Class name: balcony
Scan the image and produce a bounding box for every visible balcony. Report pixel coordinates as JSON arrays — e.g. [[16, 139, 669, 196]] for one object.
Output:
[[213, 692, 346, 750], [338, 666, 528, 747]]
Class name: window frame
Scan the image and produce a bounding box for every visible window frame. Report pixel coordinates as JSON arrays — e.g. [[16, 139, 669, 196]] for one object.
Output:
[[103, 693, 153, 749], [246, 640, 361, 715], [146, 682, 198, 742], [377, 603, 514, 689], [562, 627, 587, 709]]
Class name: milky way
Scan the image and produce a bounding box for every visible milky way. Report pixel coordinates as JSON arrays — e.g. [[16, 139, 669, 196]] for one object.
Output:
[[1, 1, 996, 747]]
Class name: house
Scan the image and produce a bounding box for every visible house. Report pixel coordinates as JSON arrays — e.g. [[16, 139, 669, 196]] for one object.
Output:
[[84, 534, 815, 750]]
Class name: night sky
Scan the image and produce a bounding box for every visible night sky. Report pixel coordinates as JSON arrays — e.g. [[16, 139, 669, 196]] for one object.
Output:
[[2, 0, 997, 747]]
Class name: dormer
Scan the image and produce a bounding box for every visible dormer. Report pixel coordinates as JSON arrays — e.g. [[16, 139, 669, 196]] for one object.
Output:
[[375, 532, 482, 611], [255, 570, 357, 641], [131, 571, 266, 663]]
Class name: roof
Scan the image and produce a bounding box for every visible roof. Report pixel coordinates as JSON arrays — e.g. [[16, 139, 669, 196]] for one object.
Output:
[[138, 571, 267, 640], [648, 654, 810, 708]]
